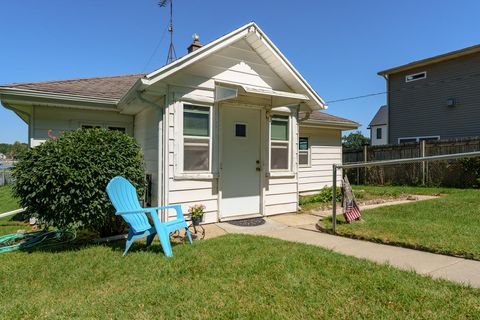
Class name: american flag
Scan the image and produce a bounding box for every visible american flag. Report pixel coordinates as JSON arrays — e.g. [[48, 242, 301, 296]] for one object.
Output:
[[344, 200, 361, 223]]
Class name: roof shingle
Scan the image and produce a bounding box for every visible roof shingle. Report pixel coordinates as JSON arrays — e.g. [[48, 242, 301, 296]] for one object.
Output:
[[0, 73, 145, 100], [299, 111, 358, 126]]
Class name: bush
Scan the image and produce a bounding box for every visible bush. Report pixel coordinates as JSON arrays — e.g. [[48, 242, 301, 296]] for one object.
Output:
[[13, 129, 146, 236], [299, 187, 341, 206]]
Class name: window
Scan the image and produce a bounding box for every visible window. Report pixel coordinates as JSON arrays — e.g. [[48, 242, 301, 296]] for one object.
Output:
[[81, 124, 102, 129], [405, 71, 426, 82], [183, 104, 211, 172], [376, 127, 382, 140], [235, 123, 247, 138], [108, 126, 126, 133], [270, 115, 289, 170], [299, 137, 310, 167]]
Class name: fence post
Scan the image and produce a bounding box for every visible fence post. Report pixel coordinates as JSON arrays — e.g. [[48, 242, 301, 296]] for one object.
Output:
[[363, 145, 368, 184], [332, 164, 337, 234], [421, 140, 426, 185]]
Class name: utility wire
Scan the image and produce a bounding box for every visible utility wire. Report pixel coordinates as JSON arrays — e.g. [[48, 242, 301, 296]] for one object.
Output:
[[325, 72, 480, 104], [142, 23, 170, 72]]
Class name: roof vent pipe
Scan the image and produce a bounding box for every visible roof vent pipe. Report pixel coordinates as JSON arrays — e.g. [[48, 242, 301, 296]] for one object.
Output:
[[187, 34, 203, 53]]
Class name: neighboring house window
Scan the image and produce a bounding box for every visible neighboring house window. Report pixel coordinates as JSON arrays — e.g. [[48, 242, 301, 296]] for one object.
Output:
[[405, 71, 426, 82], [183, 104, 211, 172], [376, 127, 382, 140], [299, 137, 310, 167], [270, 115, 290, 170]]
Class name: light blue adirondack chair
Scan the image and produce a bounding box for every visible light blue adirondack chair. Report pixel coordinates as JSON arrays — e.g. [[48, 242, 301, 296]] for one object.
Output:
[[106, 176, 192, 257]]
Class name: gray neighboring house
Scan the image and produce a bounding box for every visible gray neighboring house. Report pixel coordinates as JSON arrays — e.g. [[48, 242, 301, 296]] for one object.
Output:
[[368, 105, 388, 146], [378, 44, 480, 144]]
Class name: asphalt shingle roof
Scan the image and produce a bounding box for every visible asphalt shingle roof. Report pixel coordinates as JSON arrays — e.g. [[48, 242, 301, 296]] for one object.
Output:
[[368, 105, 388, 127], [299, 111, 358, 125], [0, 73, 145, 100]]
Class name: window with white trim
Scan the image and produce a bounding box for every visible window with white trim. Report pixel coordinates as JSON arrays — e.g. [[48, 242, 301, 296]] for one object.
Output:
[[183, 104, 211, 172], [376, 127, 382, 140], [299, 137, 310, 167], [270, 115, 290, 170]]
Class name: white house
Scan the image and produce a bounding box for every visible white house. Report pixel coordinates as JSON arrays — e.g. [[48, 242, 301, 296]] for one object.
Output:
[[0, 22, 358, 223], [369, 105, 388, 146]]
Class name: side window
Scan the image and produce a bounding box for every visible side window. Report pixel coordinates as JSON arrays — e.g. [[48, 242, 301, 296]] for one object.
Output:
[[299, 137, 310, 167], [108, 126, 126, 133], [81, 124, 102, 129], [183, 104, 211, 172], [270, 115, 289, 170], [376, 127, 382, 140]]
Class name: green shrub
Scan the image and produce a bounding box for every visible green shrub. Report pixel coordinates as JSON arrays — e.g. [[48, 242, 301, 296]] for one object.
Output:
[[299, 187, 341, 206], [13, 129, 146, 236]]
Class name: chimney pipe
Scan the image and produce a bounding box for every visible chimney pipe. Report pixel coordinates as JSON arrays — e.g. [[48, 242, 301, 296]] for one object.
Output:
[[187, 33, 203, 53]]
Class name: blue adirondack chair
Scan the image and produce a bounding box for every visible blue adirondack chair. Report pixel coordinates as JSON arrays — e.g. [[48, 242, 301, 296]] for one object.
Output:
[[106, 176, 192, 257]]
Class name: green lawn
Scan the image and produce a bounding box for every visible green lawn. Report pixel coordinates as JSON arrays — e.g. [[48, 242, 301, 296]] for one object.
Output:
[[0, 185, 26, 234], [323, 186, 480, 260], [0, 234, 479, 319]]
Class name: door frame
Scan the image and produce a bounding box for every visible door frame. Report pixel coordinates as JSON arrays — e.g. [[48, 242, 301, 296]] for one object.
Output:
[[217, 102, 267, 221]]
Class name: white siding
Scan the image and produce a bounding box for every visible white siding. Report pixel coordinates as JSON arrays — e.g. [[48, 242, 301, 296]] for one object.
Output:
[[134, 107, 161, 205], [31, 105, 133, 146], [165, 99, 219, 223], [264, 115, 299, 216], [162, 38, 301, 222], [298, 127, 342, 194]]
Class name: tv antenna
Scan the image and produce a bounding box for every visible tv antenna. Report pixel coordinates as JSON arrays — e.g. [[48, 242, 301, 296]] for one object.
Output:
[[158, 0, 177, 64]]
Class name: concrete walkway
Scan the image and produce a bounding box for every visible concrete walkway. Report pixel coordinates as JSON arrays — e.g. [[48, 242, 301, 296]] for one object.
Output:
[[213, 214, 480, 289]]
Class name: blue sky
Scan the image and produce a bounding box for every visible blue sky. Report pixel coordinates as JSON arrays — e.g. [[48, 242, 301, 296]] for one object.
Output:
[[1, 0, 479, 143]]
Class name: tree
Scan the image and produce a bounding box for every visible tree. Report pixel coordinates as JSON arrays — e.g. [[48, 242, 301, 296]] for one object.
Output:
[[9, 141, 28, 159], [342, 131, 370, 149]]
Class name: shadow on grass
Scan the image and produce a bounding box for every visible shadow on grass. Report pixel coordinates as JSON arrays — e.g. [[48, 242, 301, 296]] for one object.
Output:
[[16, 234, 192, 256]]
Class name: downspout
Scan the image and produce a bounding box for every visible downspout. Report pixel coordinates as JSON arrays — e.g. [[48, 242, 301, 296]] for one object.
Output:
[[135, 92, 165, 214]]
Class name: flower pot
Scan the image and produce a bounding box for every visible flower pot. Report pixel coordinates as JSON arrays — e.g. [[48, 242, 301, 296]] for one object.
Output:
[[192, 217, 202, 226]]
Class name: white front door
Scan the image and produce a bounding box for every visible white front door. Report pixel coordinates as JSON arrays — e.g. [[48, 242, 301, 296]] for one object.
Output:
[[220, 105, 261, 219]]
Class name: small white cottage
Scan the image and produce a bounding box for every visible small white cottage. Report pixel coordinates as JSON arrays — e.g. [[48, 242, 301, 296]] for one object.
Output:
[[0, 22, 358, 223]]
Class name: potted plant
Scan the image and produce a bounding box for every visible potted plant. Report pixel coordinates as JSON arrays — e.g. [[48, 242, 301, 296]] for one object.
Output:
[[189, 204, 206, 226]]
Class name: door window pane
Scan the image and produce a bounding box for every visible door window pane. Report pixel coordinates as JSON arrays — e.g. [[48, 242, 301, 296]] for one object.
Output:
[[184, 105, 210, 137], [235, 123, 246, 138]]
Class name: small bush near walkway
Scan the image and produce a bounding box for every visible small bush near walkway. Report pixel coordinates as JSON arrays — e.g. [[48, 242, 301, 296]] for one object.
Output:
[[13, 129, 146, 236]]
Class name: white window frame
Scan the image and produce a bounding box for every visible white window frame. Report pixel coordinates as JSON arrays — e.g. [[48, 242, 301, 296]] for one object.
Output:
[[178, 102, 213, 175], [405, 71, 427, 82], [398, 135, 440, 144], [298, 136, 311, 168], [268, 113, 292, 173]]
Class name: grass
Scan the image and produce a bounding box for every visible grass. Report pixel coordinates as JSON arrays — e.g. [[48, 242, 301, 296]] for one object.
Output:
[[0, 185, 27, 234], [323, 185, 480, 260], [0, 234, 479, 319]]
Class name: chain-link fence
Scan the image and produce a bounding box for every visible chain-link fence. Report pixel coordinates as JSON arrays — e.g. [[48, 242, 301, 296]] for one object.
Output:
[[0, 166, 15, 186]]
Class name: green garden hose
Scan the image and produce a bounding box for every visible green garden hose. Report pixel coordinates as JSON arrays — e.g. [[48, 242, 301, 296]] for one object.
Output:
[[0, 230, 76, 253]]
